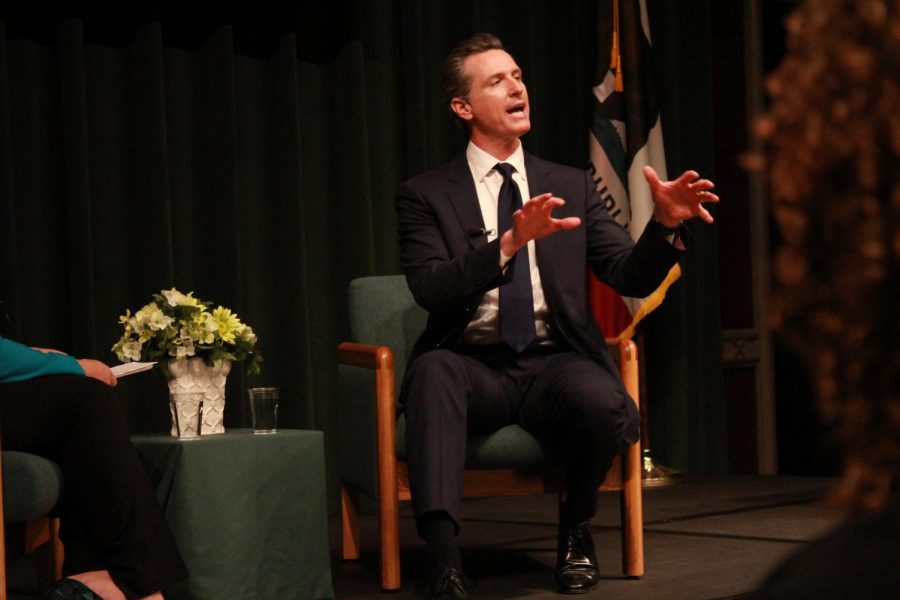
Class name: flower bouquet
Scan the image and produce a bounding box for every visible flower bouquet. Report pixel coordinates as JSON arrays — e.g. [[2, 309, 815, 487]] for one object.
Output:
[[112, 288, 262, 374], [113, 288, 262, 435]]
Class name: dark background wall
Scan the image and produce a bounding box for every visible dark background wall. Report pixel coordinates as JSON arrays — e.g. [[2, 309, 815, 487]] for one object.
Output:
[[3, 1, 832, 509]]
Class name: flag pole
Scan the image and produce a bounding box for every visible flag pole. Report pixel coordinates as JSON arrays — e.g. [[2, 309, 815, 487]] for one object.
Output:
[[611, 0, 624, 92]]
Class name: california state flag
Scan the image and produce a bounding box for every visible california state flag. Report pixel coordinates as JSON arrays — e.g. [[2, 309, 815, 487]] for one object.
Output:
[[589, 0, 680, 341]]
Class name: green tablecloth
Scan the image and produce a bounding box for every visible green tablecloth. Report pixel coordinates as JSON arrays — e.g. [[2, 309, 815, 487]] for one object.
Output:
[[132, 429, 334, 600]]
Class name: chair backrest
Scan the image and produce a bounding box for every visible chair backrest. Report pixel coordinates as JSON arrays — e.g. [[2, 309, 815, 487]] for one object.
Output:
[[347, 275, 427, 387]]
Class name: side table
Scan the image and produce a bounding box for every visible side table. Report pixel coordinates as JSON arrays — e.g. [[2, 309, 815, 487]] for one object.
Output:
[[132, 429, 334, 599]]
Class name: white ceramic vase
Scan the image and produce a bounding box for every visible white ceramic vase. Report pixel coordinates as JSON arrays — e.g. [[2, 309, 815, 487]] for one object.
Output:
[[163, 357, 232, 436]]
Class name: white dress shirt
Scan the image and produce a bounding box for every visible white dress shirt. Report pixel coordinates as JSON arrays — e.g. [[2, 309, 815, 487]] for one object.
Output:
[[462, 141, 551, 345]]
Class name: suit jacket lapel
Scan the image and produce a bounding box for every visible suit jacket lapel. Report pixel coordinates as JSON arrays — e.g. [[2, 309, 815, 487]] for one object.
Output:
[[446, 153, 489, 249]]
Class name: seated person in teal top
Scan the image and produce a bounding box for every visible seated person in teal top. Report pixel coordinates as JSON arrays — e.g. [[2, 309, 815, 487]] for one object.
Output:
[[0, 337, 90, 383], [0, 335, 187, 599]]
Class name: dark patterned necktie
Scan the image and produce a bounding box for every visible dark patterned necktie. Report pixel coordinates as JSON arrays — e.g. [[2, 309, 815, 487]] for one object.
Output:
[[495, 162, 536, 352]]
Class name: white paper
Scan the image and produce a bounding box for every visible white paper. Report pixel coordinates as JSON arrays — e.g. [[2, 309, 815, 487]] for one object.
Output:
[[111, 361, 156, 378]]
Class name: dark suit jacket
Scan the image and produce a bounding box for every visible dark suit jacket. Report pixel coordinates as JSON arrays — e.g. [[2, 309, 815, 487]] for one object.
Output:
[[396, 151, 685, 388]]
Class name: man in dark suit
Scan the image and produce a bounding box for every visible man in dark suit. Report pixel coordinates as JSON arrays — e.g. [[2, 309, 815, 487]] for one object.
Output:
[[396, 33, 717, 598]]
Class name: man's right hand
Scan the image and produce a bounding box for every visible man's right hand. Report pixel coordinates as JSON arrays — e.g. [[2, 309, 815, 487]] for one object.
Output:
[[499, 192, 582, 256], [78, 359, 118, 387]]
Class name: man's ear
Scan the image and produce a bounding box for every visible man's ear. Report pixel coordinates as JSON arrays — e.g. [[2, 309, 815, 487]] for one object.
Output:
[[450, 97, 472, 122]]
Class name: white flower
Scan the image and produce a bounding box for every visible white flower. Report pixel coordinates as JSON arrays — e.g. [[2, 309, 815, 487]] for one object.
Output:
[[162, 288, 188, 306], [122, 341, 143, 362], [202, 312, 218, 334], [182, 310, 216, 345], [132, 303, 173, 334], [238, 325, 257, 344], [162, 288, 202, 308], [148, 310, 173, 331], [112, 339, 129, 363], [170, 338, 196, 359]]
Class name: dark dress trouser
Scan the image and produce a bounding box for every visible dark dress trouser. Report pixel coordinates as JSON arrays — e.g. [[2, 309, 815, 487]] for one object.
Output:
[[400, 343, 641, 533], [0, 375, 188, 599]]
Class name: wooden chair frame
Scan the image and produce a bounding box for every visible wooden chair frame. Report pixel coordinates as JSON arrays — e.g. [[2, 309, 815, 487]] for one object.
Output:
[[338, 339, 644, 590]]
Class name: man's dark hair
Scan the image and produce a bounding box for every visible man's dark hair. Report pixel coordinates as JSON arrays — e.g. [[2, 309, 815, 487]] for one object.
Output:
[[441, 32, 505, 110]]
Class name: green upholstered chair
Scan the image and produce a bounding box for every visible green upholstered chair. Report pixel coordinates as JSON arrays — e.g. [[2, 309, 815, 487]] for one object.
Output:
[[0, 449, 64, 600], [337, 275, 644, 591]]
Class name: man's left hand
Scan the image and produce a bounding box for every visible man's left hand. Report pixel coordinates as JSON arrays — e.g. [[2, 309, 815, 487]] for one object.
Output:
[[643, 166, 719, 228]]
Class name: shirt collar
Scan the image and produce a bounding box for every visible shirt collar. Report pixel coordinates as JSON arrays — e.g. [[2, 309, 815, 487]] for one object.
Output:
[[466, 141, 527, 183]]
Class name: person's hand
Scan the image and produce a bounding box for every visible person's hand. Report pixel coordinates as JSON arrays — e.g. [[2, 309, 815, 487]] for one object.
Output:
[[643, 166, 719, 228], [77, 359, 118, 387], [500, 193, 582, 256]]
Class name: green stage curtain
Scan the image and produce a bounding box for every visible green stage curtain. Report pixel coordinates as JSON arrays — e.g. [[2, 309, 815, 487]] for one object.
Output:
[[0, 1, 725, 506]]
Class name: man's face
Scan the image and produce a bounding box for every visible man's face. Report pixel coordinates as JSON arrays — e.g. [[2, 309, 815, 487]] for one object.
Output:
[[452, 49, 531, 145]]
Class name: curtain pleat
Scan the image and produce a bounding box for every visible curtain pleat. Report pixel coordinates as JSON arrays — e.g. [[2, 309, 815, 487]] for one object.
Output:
[[58, 21, 96, 354]]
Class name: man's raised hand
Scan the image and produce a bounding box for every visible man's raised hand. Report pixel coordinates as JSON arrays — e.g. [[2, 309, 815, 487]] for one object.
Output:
[[643, 166, 719, 227], [500, 193, 581, 256]]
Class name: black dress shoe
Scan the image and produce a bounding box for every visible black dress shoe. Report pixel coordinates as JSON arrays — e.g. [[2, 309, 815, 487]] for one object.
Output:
[[556, 521, 600, 594], [427, 566, 472, 599]]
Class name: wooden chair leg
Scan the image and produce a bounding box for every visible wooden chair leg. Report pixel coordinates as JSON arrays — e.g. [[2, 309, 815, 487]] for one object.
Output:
[[0, 522, 6, 600], [372, 347, 401, 591], [342, 481, 401, 590], [341, 485, 360, 560], [379, 488, 401, 591], [51, 519, 63, 583], [21, 517, 65, 596], [0, 517, 6, 600], [0, 445, 6, 600], [34, 519, 62, 595], [621, 439, 644, 577], [616, 338, 644, 577]]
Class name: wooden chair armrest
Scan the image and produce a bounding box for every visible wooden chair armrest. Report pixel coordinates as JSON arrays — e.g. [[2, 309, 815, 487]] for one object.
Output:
[[336, 342, 397, 444], [337, 342, 394, 371]]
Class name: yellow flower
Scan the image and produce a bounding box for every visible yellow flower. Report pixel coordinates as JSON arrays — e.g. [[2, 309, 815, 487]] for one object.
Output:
[[118, 310, 133, 333], [211, 306, 242, 344]]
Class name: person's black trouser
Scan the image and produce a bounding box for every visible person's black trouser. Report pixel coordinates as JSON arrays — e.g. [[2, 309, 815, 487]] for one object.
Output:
[[0, 375, 188, 599], [400, 345, 640, 534]]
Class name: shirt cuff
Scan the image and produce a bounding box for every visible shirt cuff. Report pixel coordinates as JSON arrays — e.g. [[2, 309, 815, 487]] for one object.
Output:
[[651, 217, 689, 249]]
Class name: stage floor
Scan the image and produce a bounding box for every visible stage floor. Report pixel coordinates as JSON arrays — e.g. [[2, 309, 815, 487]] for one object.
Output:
[[4, 473, 840, 598], [331, 473, 841, 599]]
